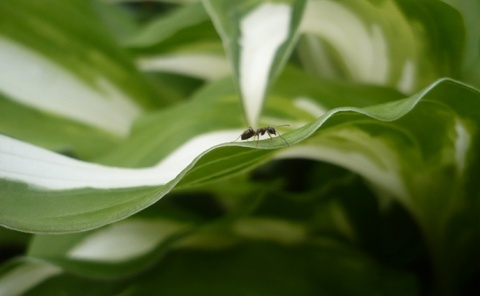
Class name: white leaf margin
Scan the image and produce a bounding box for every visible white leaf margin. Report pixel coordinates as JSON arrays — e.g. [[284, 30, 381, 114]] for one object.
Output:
[[0, 79, 475, 238], [0, 37, 142, 137], [238, 3, 292, 127], [67, 218, 189, 262], [299, 0, 390, 86], [203, 1, 300, 127], [0, 130, 242, 190], [0, 79, 472, 196], [0, 216, 307, 295], [137, 53, 230, 81], [0, 259, 62, 296], [299, 0, 418, 93]]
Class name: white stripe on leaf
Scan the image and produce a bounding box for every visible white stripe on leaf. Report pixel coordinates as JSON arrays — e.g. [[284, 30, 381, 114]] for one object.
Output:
[[0, 130, 241, 190], [0, 260, 62, 296], [68, 219, 187, 262], [239, 3, 291, 127], [138, 54, 230, 80], [0, 37, 141, 137], [300, 1, 389, 86]]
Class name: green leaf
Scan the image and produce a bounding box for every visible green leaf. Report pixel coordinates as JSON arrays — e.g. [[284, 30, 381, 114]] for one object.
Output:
[[0, 0, 163, 138], [0, 259, 62, 296], [104, 0, 197, 6], [26, 217, 195, 278], [0, 93, 120, 160], [203, 0, 307, 126], [125, 242, 419, 296], [0, 239, 418, 296], [442, 0, 480, 89], [125, 1, 211, 48], [123, 2, 229, 89], [297, 0, 464, 93], [1, 78, 478, 238], [278, 78, 480, 293]]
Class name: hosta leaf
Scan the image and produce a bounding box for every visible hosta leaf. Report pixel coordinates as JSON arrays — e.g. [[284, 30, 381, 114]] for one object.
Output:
[[0, 257, 127, 296], [442, 0, 480, 89], [1, 210, 418, 295], [0, 241, 419, 296], [0, 259, 62, 296], [280, 78, 480, 292], [90, 0, 140, 45], [1, 77, 479, 239], [138, 52, 230, 81], [125, 1, 212, 48], [298, 0, 464, 93], [203, 0, 307, 126], [0, 0, 162, 141], [26, 217, 195, 278], [0, 93, 120, 160], [1, 73, 479, 293], [122, 2, 230, 89], [271, 66, 404, 110]]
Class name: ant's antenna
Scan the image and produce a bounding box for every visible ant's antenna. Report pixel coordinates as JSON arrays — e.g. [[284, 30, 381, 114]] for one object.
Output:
[[276, 133, 289, 146], [273, 124, 289, 146]]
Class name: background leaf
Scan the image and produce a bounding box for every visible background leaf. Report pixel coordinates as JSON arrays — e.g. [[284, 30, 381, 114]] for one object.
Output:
[[0, 0, 168, 154], [442, 0, 480, 89], [203, 0, 307, 126], [297, 0, 464, 93]]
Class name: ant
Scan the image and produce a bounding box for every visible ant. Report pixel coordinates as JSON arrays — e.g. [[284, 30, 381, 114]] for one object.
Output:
[[237, 125, 289, 146]]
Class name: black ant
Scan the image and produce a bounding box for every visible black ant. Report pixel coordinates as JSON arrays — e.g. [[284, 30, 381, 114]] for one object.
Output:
[[237, 125, 289, 146]]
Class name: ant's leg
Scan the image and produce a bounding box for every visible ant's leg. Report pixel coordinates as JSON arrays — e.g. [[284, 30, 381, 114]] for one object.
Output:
[[267, 128, 289, 146]]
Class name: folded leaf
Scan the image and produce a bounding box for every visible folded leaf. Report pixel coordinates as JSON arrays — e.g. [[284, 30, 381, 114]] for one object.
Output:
[[203, 0, 307, 126], [1, 79, 478, 239]]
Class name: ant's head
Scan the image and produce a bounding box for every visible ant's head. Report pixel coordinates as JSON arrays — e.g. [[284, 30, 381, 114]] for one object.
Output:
[[266, 126, 277, 135]]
